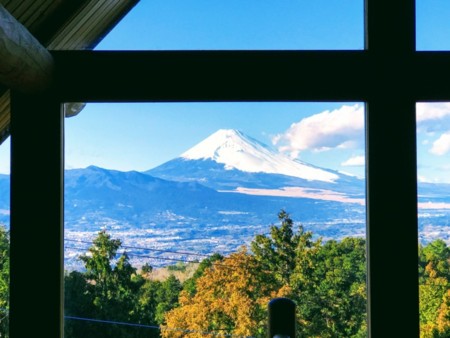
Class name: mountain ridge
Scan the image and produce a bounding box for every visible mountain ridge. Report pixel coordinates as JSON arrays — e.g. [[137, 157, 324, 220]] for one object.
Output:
[[179, 129, 341, 183], [147, 129, 365, 198]]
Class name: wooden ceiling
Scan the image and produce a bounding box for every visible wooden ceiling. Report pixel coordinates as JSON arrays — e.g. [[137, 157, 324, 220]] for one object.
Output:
[[0, 0, 139, 144]]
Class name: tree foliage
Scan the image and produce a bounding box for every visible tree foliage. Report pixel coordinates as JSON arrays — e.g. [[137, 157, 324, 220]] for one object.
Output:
[[0, 227, 9, 338], [0, 211, 444, 337], [65, 230, 152, 338], [291, 237, 366, 337], [419, 239, 450, 338], [182, 253, 223, 297], [251, 210, 310, 286], [162, 248, 283, 338], [163, 210, 367, 337]]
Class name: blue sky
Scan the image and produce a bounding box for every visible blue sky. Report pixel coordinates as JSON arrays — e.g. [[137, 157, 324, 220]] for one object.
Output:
[[416, 0, 450, 51], [62, 102, 366, 177], [96, 0, 364, 50], [1, 1, 450, 182]]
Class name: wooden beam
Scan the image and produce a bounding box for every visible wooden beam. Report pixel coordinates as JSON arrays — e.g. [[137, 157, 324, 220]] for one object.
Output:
[[0, 5, 54, 93]]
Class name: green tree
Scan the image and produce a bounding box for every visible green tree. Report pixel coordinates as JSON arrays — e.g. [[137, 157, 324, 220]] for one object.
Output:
[[138, 274, 183, 328], [291, 237, 367, 337], [64, 270, 96, 337], [141, 262, 153, 274], [251, 210, 315, 286], [0, 226, 9, 338], [135, 279, 160, 331], [155, 275, 182, 325], [65, 231, 148, 338], [420, 240, 450, 283], [251, 211, 367, 337]]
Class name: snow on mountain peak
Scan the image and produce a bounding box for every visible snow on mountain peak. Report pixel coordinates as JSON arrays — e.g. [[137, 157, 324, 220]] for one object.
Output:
[[181, 129, 245, 160], [181, 129, 339, 183]]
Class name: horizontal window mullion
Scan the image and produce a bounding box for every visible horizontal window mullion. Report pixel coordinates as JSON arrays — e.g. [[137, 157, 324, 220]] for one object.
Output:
[[52, 50, 370, 102]]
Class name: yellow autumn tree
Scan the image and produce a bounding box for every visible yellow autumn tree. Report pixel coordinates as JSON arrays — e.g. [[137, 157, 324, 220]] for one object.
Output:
[[161, 248, 287, 338], [420, 288, 450, 338], [419, 258, 450, 338], [435, 289, 450, 336]]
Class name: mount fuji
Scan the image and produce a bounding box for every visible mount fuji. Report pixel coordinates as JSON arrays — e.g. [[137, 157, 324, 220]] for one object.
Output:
[[62, 130, 366, 234], [180, 129, 339, 182], [147, 129, 365, 197]]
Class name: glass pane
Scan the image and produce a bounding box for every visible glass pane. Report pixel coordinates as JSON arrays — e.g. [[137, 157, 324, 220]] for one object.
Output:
[[64, 102, 367, 337], [416, 103, 450, 336], [0, 138, 9, 337], [96, 0, 364, 50], [0, 138, 9, 224], [416, 0, 450, 50]]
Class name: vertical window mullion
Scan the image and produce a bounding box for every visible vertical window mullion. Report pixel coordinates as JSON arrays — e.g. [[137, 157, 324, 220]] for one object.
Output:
[[365, 0, 416, 53], [9, 91, 64, 337], [366, 97, 419, 337], [365, 0, 419, 336]]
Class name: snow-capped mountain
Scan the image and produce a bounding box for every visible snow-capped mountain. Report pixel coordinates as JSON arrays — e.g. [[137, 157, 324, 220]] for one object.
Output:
[[148, 129, 364, 196], [181, 129, 339, 183]]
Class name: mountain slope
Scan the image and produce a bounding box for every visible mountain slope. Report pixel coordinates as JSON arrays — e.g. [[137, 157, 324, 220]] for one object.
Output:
[[180, 129, 339, 182], [62, 164, 366, 269], [147, 129, 365, 195], [63, 166, 366, 255], [64, 166, 222, 227]]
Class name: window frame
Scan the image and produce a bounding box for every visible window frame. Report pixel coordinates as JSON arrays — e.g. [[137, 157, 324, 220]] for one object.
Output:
[[9, 0, 438, 336]]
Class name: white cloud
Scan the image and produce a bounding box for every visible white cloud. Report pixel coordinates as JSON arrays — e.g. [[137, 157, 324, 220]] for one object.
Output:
[[430, 132, 450, 155], [273, 104, 364, 157], [417, 103, 450, 134], [417, 102, 450, 122], [416, 103, 450, 156], [417, 175, 441, 183], [341, 155, 365, 167]]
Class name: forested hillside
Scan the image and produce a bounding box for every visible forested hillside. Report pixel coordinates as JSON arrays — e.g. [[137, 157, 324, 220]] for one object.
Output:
[[0, 211, 449, 337]]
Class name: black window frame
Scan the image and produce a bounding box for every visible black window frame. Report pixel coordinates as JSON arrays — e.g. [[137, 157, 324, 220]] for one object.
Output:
[[9, 1, 443, 336]]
